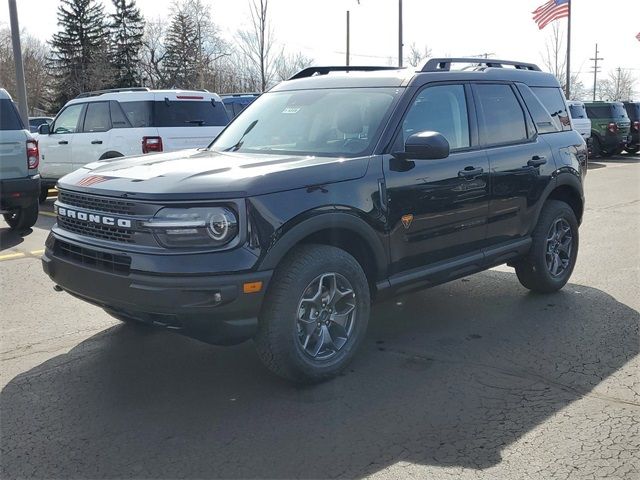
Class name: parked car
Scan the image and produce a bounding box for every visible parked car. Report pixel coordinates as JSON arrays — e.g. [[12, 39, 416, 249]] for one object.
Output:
[[567, 101, 591, 145], [43, 59, 587, 383], [584, 101, 631, 157], [0, 89, 40, 231], [221, 93, 260, 119], [36, 87, 230, 202], [28, 116, 53, 134], [622, 101, 639, 154]]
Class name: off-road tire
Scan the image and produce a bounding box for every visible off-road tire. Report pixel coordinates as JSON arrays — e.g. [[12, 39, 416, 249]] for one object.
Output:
[[515, 200, 579, 293], [255, 244, 370, 383], [4, 202, 39, 231], [39, 188, 48, 203]]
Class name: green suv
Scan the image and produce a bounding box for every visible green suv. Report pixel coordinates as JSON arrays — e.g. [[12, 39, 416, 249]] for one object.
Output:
[[584, 101, 631, 157]]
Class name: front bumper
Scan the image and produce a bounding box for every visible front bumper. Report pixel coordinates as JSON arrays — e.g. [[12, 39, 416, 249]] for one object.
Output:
[[0, 175, 40, 211], [42, 235, 272, 345]]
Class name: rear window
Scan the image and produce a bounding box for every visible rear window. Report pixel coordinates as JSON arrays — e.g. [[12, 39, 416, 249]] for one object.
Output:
[[586, 104, 628, 119], [569, 104, 587, 119], [531, 87, 571, 132], [154, 100, 229, 127], [0, 99, 25, 131], [624, 103, 639, 120]]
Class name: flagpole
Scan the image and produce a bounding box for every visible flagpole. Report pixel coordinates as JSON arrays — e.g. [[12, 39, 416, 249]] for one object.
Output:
[[566, 0, 571, 99]]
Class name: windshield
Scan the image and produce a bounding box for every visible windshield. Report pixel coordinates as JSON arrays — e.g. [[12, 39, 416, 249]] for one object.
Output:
[[569, 104, 586, 119], [210, 88, 401, 157]]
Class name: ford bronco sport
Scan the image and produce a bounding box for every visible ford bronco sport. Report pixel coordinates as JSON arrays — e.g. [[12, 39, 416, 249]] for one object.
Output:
[[584, 101, 631, 157], [42, 59, 587, 383]]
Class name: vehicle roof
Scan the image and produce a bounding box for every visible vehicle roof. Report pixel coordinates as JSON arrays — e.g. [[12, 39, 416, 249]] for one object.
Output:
[[583, 101, 624, 106], [568, 100, 585, 106], [66, 89, 223, 105], [0, 88, 12, 100], [270, 66, 561, 92]]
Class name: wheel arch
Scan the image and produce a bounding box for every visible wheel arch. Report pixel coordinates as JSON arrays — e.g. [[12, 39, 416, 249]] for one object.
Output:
[[259, 212, 388, 290], [99, 151, 124, 160], [544, 175, 584, 224]]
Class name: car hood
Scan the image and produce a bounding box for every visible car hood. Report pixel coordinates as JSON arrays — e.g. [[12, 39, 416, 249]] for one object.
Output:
[[58, 149, 370, 200]]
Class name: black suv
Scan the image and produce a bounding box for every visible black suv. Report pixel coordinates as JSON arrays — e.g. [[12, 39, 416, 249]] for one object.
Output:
[[42, 59, 587, 383]]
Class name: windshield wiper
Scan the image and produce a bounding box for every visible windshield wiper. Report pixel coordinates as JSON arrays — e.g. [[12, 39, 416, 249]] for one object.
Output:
[[185, 120, 205, 126], [227, 120, 258, 152]]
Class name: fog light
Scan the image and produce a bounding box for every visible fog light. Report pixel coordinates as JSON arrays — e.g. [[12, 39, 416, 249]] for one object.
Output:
[[213, 292, 222, 303]]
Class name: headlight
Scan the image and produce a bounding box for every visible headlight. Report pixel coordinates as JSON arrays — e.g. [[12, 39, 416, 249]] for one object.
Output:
[[143, 207, 239, 248]]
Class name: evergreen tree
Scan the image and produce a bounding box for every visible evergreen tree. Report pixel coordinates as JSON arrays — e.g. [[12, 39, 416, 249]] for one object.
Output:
[[49, 0, 112, 109], [163, 11, 198, 88], [110, 0, 145, 88]]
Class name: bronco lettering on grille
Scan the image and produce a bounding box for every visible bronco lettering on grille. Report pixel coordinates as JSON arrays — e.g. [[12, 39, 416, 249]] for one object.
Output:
[[55, 206, 132, 229]]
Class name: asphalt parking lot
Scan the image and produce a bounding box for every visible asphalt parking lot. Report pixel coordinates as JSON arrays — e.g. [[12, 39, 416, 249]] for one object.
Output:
[[1, 156, 639, 480]]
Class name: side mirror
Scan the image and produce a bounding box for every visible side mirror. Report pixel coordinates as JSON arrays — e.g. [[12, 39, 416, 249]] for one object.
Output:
[[38, 123, 50, 135], [394, 131, 450, 160]]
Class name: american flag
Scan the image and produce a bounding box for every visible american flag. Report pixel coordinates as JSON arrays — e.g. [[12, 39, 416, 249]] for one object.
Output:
[[636, 32, 640, 42], [532, 0, 570, 30]]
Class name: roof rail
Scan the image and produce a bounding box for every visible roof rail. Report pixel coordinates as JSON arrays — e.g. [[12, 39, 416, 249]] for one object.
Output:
[[422, 58, 541, 72], [76, 87, 151, 98], [289, 66, 404, 80], [220, 92, 261, 97]]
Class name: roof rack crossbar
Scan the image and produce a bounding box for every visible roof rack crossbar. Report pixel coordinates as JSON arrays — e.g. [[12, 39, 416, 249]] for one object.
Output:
[[76, 87, 151, 98], [422, 58, 541, 72], [289, 66, 403, 80]]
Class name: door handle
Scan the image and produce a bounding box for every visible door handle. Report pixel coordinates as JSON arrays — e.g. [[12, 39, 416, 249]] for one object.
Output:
[[58, 140, 68, 145], [458, 166, 484, 178], [91, 140, 103, 145], [528, 155, 547, 167]]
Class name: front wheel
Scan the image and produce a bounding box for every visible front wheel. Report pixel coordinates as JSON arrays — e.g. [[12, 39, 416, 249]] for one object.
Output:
[[255, 245, 370, 383], [515, 200, 579, 293]]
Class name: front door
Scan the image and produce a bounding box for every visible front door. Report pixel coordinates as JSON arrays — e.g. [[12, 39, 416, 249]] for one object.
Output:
[[39, 103, 84, 180], [384, 83, 490, 275], [73, 101, 112, 168]]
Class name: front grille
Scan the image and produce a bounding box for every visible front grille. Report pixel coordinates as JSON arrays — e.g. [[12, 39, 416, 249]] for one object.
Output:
[[58, 216, 134, 243], [55, 240, 131, 275], [58, 191, 136, 215]]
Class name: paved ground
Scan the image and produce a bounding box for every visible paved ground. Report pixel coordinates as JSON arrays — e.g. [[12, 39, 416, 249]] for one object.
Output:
[[1, 156, 638, 480]]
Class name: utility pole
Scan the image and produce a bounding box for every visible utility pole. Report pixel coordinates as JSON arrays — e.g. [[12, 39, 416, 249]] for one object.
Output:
[[565, 0, 571, 99], [346, 10, 350, 66], [589, 43, 603, 101], [398, 0, 403, 67], [8, 0, 29, 126], [615, 67, 621, 100]]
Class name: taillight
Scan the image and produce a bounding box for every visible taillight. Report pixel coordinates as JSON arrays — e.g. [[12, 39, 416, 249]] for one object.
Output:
[[142, 136, 163, 154], [607, 122, 618, 133], [633, 121, 640, 131], [26, 139, 39, 169]]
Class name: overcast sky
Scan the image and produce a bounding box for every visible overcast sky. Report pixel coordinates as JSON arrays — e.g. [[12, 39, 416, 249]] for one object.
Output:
[[2, 0, 639, 95]]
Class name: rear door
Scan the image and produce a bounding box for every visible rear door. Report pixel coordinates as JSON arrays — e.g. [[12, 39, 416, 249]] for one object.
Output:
[[73, 101, 113, 168], [153, 93, 229, 151], [384, 83, 490, 274], [0, 98, 28, 179], [37, 103, 84, 180], [473, 83, 555, 247]]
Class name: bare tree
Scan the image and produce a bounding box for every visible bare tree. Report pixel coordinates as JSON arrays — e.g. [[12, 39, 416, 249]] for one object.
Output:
[[597, 68, 637, 101], [237, 0, 276, 91], [274, 51, 313, 82], [541, 23, 566, 90], [405, 42, 431, 68], [139, 17, 167, 88], [0, 26, 53, 113]]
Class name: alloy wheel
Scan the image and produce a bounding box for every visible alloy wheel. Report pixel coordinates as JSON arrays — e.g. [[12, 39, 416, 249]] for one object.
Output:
[[545, 217, 573, 277], [296, 272, 357, 360]]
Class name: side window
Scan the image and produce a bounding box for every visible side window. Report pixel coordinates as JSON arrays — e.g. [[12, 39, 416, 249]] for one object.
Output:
[[0, 99, 25, 130], [531, 87, 571, 131], [403, 84, 470, 150], [110, 101, 131, 129], [52, 104, 84, 134], [83, 102, 111, 132], [475, 84, 528, 146], [119, 101, 153, 127], [516, 83, 558, 134]]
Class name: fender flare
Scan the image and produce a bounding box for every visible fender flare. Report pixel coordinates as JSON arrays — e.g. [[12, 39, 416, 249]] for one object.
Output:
[[259, 212, 388, 276], [531, 172, 584, 228]]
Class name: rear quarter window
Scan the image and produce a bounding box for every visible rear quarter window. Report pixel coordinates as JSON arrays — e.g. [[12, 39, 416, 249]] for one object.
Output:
[[154, 100, 229, 127], [119, 101, 153, 128], [0, 99, 25, 131], [531, 87, 571, 132]]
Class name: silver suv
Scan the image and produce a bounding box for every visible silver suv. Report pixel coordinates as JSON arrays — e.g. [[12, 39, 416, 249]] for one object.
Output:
[[0, 88, 40, 231]]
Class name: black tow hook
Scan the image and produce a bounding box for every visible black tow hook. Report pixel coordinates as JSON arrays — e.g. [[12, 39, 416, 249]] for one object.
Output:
[[53, 285, 63, 292]]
